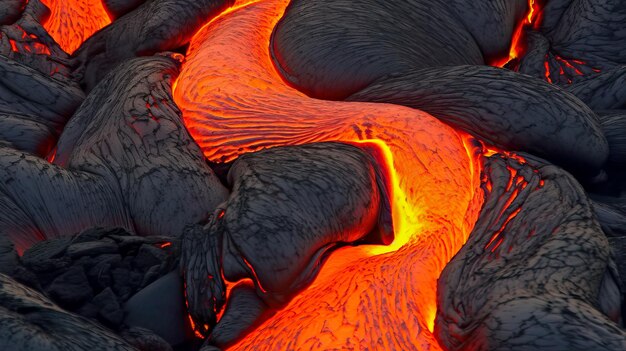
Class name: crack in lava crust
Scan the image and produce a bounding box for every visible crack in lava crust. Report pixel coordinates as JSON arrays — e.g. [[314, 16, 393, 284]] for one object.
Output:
[[174, 1, 485, 349]]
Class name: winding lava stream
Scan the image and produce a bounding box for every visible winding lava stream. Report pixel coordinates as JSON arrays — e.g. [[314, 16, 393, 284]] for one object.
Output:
[[173, 1, 486, 349]]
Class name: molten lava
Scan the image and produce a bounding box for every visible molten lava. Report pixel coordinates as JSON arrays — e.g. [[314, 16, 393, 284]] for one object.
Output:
[[492, 0, 542, 67], [40, 0, 111, 53], [174, 1, 485, 349]]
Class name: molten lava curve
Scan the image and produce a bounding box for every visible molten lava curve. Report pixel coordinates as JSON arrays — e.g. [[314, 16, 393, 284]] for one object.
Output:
[[174, 1, 485, 349]]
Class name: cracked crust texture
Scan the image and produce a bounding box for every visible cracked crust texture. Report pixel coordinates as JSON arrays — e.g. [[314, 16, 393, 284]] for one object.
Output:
[[436, 153, 626, 351], [0, 56, 227, 252]]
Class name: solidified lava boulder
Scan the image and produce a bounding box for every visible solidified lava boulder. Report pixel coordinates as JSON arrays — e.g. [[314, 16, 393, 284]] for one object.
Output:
[[0, 55, 228, 252], [73, 0, 235, 91], [182, 142, 393, 345], [0, 0, 27, 25], [46, 266, 94, 307], [436, 153, 626, 350], [348, 65, 609, 174], [3, 227, 179, 336], [0, 273, 136, 351]]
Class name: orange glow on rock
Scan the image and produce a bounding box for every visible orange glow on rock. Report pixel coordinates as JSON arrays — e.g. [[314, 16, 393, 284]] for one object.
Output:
[[5, 26, 51, 55], [174, 1, 486, 349], [41, 0, 111, 53]]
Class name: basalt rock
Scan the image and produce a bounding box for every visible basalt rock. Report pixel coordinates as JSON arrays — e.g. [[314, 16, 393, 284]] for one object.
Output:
[[0, 273, 136, 351], [515, 0, 626, 87], [0, 54, 84, 152], [0, 111, 56, 156], [593, 199, 626, 237], [596, 111, 626, 166], [123, 271, 190, 346], [0, 0, 75, 81], [2, 227, 178, 332], [120, 327, 173, 351], [182, 142, 392, 338], [0, 0, 82, 157], [206, 281, 269, 349], [271, 0, 486, 100], [436, 152, 625, 350], [566, 67, 626, 111], [54, 55, 228, 239], [0, 55, 228, 252], [72, 0, 234, 91], [348, 65, 609, 174], [0, 0, 26, 25], [102, 0, 147, 20], [444, 0, 528, 61], [540, 0, 626, 71], [1, 0, 625, 349]]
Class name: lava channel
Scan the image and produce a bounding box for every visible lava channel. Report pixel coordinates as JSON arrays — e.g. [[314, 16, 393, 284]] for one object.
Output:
[[491, 0, 542, 68], [174, 1, 486, 349], [40, 0, 111, 54]]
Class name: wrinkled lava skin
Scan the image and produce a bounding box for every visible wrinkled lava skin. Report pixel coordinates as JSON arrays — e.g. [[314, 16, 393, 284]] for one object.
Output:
[[173, 0, 625, 350], [437, 153, 625, 351], [40, 0, 111, 53], [174, 1, 483, 349], [0, 0, 624, 350]]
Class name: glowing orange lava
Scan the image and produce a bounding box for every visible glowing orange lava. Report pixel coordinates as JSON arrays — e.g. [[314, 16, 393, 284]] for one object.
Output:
[[41, 0, 111, 53], [492, 0, 542, 67], [174, 1, 485, 349]]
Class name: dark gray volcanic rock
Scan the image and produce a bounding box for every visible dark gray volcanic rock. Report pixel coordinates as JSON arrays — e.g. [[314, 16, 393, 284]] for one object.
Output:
[[541, 0, 626, 70], [55, 55, 228, 239], [596, 110, 626, 165], [517, 31, 552, 79], [436, 152, 626, 350], [566, 67, 626, 111], [5, 227, 178, 332], [0, 54, 84, 156], [0, 0, 84, 157], [124, 271, 189, 346], [444, 0, 528, 60], [221, 142, 392, 298], [272, 1, 612, 175], [0, 0, 625, 349], [0, 273, 136, 351], [517, 1, 626, 88], [0, 111, 56, 156], [207, 281, 269, 348], [271, 0, 487, 100], [0, 0, 26, 25], [0, 55, 228, 251], [92, 287, 124, 326], [182, 142, 392, 338], [120, 327, 173, 351], [73, 0, 234, 91], [102, 0, 147, 20], [1, 0, 75, 80], [46, 265, 93, 307], [593, 199, 626, 237], [348, 65, 609, 174], [609, 236, 626, 291]]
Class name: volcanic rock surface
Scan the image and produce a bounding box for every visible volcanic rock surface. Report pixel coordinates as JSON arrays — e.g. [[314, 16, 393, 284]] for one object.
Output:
[[437, 152, 626, 350], [0, 0, 625, 350]]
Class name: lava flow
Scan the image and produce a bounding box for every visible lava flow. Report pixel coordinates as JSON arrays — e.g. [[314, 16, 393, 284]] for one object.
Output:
[[492, 0, 542, 67], [174, 0, 485, 349], [40, 0, 111, 53]]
